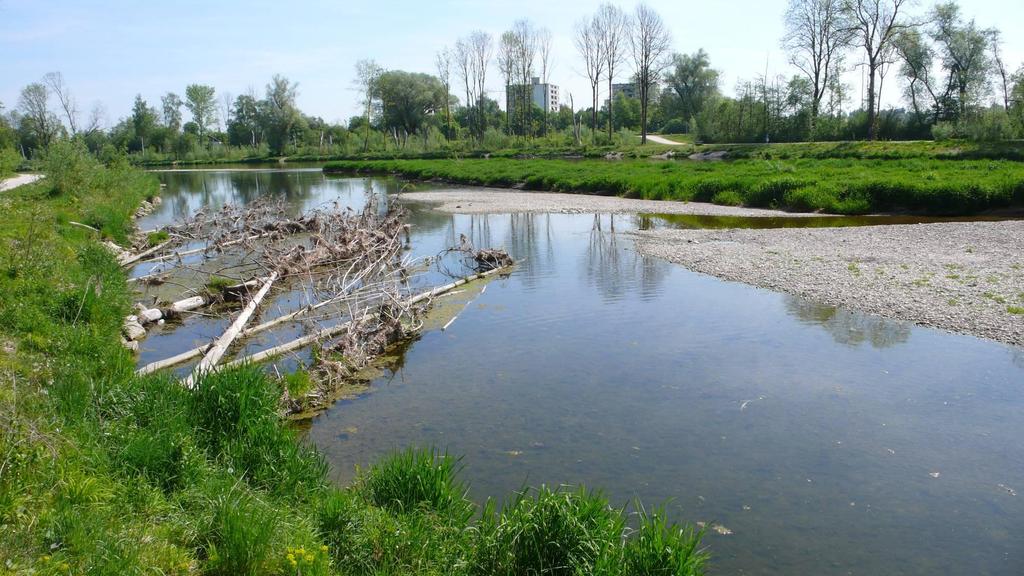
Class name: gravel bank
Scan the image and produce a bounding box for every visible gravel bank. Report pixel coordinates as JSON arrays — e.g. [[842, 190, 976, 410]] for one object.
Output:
[[634, 221, 1024, 347], [400, 187, 815, 217]]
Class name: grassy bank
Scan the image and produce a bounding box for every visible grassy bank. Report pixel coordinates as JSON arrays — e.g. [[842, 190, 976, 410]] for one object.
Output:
[[0, 141, 706, 575], [137, 139, 1024, 169], [325, 157, 1024, 215]]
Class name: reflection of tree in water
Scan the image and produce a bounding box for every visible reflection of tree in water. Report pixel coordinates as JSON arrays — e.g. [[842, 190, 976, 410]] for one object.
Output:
[[584, 214, 668, 302], [784, 295, 911, 349]]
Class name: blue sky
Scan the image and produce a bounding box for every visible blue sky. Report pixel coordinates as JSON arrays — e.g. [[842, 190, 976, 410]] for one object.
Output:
[[1, 0, 1021, 128]]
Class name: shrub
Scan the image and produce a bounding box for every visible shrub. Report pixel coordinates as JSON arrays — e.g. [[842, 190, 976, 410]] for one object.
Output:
[[42, 139, 98, 197], [0, 147, 21, 177]]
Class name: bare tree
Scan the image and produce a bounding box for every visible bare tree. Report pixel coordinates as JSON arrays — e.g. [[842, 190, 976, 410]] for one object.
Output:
[[989, 29, 1010, 111], [538, 27, 553, 135], [435, 47, 454, 140], [42, 71, 78, 135], [354, 59, 383, 151], [842, 0, 913, 140], [455, 31, 492, 140], [597, 3, 629, 138], [498, 32, 518, 134], [511, 20, 538, 138], [83, 102, 106, 135], [782, 0, 852, 135], [575, 14, 605, 136], [629, 4, 672, 144]]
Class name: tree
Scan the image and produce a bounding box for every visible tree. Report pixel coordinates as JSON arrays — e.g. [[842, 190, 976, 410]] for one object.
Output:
[[131, 94, 158, 152], [498, 31, 518, 134], [664, 50, 720, 130], [782, 0, 851, 135], [161, 92, 183, 132], [893, 29, 940, 120], [376, 70, 445, 147], [842, 0, 913, 139], [989, 30, 1010, 112], [596, 3, 629, 139], [42, 72, 78, 135], [262, 75, 302, 155], [511, 20, 538, 138], [537, 27, 554, 135], [575, 13, 605, 135], [454, 31, 492, 139], [227, 92, 261, 147], [17, 82, 61, 150], [184, 84, 218, 141], [354, 59, 383, 151], [929, 2, 992, 118], [629, 4, 672, 144], [435, 47, 454, 140]]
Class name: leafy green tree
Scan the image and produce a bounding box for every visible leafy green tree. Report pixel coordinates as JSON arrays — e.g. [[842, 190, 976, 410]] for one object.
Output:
[[131, 94, 158, 152], [227, 93, 261, 147], [261, 75, 302, 155], [663, 50, 721, 132], [184, 84, 217, 141], [17, 82, 62, 151], [929, 1, 992, 118], [161, 92, 183, 132], [375, 70, 446, 147]]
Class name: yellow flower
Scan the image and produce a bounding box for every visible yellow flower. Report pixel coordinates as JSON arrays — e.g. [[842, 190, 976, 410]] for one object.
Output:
[[40, 555, 51, 563], [320, 545, 329, 553], [59, 562, 70, 571], [286, 553, 295, 562]]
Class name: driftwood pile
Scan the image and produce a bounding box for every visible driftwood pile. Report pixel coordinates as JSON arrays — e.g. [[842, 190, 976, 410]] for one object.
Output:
[[125, 195, 513, 411]]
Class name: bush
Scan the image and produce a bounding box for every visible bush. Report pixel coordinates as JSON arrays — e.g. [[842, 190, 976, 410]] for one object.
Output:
[[660, 118, 687, 134], [42, 139, 98, 197], [0, 147, 21, 177]]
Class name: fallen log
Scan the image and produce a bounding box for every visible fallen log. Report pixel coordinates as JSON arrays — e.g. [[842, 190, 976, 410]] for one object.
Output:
[[134, 232, 272, 265], [220, 264, 511, 370], [119, 239, 174, 267], [184, 272, 279, 388]]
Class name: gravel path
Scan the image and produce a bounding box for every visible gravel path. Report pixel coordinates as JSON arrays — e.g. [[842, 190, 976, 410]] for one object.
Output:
[[0, 173, 43, 192], [634, 222, 1024, 347], [400, 187, 814, 217], [644, 134, 686, 145]]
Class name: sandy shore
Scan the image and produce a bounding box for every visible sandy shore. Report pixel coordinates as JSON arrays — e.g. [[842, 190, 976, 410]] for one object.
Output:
[[403, 188, 1024, 347], [635, 222, 1024, 347], [400, 187, 815, 217]]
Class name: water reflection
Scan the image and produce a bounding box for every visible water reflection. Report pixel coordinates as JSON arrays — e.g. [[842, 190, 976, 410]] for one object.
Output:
[[784, 295, 912, 349]]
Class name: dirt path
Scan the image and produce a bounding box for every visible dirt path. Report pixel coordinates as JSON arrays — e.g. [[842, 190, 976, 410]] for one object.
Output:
[[644, 134, 686, 145], [0, 174, 43, 192]]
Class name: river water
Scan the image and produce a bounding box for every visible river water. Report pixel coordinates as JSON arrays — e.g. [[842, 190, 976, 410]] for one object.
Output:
[[138, 168, 1024, 576]]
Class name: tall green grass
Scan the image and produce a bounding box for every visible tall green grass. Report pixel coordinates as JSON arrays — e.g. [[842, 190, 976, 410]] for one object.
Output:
[[325, 157, 1024, 215]]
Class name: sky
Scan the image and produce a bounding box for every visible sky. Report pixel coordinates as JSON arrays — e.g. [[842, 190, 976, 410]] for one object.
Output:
[[1, 0, 1022, 129]]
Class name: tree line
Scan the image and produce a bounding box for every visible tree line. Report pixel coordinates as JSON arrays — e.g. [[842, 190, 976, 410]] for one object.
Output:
[[2, 0, 1023, 164]]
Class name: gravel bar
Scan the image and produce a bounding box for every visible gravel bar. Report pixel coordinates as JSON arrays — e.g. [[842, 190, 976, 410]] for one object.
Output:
[[634, 222, 1024, 347], [400, 187, 816, 217]]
